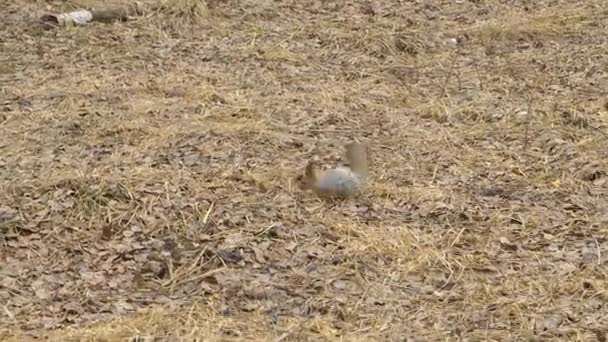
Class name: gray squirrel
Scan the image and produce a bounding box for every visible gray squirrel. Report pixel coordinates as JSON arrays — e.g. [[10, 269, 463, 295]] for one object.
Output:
[[300, 142, 369, 198]]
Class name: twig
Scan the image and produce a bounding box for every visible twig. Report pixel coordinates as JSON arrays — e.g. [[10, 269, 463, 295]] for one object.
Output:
[[274, 316, 314, 342], [202, 201, 214, 225], [308, 128, 368, 133], [523, 96, 533, 152], [474, 62, 483, 91], [162, 267, 225, 289], [439, 55, 458, 98], [450, 227, 466, 247], [594, 238, 601, 266]]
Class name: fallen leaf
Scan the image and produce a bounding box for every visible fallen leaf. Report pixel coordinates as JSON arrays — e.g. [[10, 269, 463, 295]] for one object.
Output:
[[499, 237, 518, 251], [0, 207, 18, 221], [35, 288, 52, 300]]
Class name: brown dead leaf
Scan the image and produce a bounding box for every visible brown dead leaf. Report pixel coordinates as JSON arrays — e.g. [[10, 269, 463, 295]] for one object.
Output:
[[35, 288, 52, 300], [361, 2, 379, 16], [63, 302, 84, 315], [330, 278, 361, 294], [556, 262, 577, 276], [593, 329, 607, 342], [80, 271, 106, 286], [251, 246, 267, 263], [238, 300, 259, 312], [499, 236, 518, 251], [112, 300, 135, 315], [0, 206, 18, 221], [284, 241, 298, 252], [581, 244, 598, 265], [217, 249, 243, 264], [101, 225, 113, 240]]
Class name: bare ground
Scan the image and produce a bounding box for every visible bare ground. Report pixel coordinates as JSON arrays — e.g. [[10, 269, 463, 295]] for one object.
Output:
[[1, 0, 608, 340]]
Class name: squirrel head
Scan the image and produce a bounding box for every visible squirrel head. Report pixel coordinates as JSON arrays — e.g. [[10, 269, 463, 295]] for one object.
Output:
[[295, 161, 318, 190]]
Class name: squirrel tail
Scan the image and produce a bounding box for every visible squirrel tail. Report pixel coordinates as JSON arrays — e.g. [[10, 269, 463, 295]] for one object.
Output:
[[345, 142, 368, 178]]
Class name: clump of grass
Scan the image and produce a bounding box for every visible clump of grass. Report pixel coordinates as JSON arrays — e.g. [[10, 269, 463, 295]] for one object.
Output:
[[156, 0, 210, 22], [471, 4, 601, 43]]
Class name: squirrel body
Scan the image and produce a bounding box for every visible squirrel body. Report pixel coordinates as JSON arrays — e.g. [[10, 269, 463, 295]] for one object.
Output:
[[301, 142, 368, 198]]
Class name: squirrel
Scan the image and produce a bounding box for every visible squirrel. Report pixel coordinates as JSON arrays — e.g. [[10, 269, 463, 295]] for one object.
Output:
[[298, 142, 369, 198]]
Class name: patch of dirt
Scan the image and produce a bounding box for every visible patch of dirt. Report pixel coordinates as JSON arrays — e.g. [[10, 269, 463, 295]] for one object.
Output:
[[1, 0, 608, 340]]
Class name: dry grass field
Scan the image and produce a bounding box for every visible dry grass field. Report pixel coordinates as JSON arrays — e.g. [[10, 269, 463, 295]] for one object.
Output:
[[2, 0, 608, 340]]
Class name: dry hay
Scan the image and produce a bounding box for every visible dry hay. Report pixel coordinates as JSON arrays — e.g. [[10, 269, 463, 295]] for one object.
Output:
[[1, 0, 608, 341]]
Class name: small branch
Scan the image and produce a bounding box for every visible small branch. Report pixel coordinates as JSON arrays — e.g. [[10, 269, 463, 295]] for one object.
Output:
[[474, 62, 483, 91], [523, 96, 533, 152], [438, 55, 458, 99]]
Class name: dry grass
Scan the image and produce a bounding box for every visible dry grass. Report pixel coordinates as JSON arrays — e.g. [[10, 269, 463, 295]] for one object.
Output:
[[2, 0, 608, 340]]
